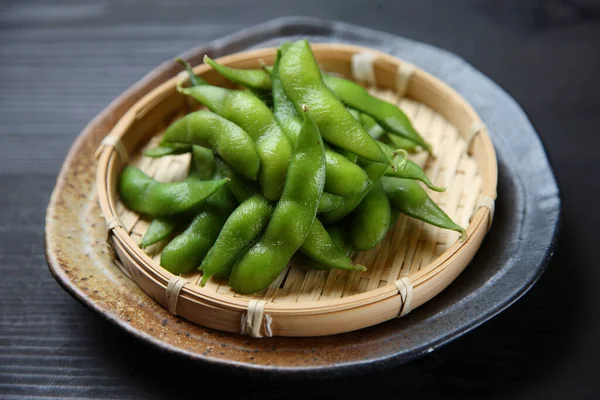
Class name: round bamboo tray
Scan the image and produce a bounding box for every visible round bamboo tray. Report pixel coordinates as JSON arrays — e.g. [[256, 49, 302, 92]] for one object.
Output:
[[95, 43, 497, 338]]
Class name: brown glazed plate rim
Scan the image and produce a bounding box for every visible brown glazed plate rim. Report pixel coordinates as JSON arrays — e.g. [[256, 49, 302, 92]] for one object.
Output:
[[44, 17, 561, 378]]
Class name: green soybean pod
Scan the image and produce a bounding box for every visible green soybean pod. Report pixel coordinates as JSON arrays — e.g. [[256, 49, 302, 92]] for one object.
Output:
[[141, 146, 216, 247], [321, 161, 389, 224], [377, 141, 445, 192], [214, 157, 259, 203], [349, 181, 391, 250], [160, 181, 237, 275], [200, 195, 274, 284], [160, 212, 226, 275], [229, 106, 326, 294], [118, 166, 228, 217], [327, 224, 354, 255], [300, 218, 365, 272], [178, 85, 292, 201], [191, 145, 215, 180], [204, 55, 272, 91], [160, 110, 260, 181], [140, 217, 182, 248], [386, 133, 421, 153], [323, 74, 431, 152], [279, 40, 390, 165], [357, 112, 420, 153], [318, 192, 344, 213], [381, 177, 466, 239], [270, 49, 369, 196]]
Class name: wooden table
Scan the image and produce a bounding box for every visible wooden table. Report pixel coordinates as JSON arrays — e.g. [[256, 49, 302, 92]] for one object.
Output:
[[1, 0, 598, 398]]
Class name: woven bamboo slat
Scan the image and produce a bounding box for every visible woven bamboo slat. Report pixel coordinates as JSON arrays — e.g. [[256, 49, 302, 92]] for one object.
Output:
[[95, 43, 497, 337]]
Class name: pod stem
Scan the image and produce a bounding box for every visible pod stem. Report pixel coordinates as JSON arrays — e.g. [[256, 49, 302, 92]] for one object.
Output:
[[391, 149, 409, 172], [422, 178, 446, 193]]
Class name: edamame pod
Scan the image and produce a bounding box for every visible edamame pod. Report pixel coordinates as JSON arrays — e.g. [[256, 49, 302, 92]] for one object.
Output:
[[327, 224, 354, 256], [229, 106, 326, 294], [200, 195, 274, 284], [118, 166, 228, 217], [323, 74, 431, 152], [204, 55, 272, 91], [141, 147, 218, 247], [349, 181, 391, 250], [301, 218, 365, 272], [160, 178, 237, 274], [386, 132, 420, 153], [160, 110, 260, 181], [318, 192, 344, 213], [381, 177, 465, 239], [214, 156, 259, 203], [271, 49, 369, 196], [178, 85, 292, 201], [358, 112, 420, 153], [191, 145, 215, 180], [321, 161, 388, 224], [377, 141, 445, 192], [279, 40, 390, 165], [140, 217, 182, 248]]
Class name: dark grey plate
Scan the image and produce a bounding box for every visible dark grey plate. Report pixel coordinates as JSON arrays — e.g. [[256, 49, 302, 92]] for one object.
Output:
[[46, 17, 560, 377]]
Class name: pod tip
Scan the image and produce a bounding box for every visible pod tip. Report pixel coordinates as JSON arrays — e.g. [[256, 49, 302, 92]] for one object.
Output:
[[428, 184, 447, 193], [199, 274, 208, 287], [354, 264, 367, 272]]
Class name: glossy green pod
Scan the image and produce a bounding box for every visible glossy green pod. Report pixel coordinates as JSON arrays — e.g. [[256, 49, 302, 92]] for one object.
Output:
[[160, 179, 237, 274], [140, 217, 182, 248], [200, 195, 274, 284], [322, 74, 431, 152], [118, 166, 228, 217], [327, 224, 354, 255], [318, 192, 344, 213], [271, 49, 369, 196], [377, 141, 445, 192], [301, 218, 365, 272], [191, 145, 215, 180], [357, 112, 421, 153], [381, 177, 466, 239], [386, 132, 420, 153], [178, 85, 292, 200], [141, 146, 217, 248], [279, 40, 390, 164], [214, 157, 259, 203], [349, 181, 391, 250], [321, 161, 389, 224], [229, 107, 326, 294], [204, 55, 272, 91], [160, 110, 260, 181]]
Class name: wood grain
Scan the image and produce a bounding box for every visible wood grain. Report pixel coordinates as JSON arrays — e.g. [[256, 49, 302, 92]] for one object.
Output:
[[1, 0, 599, 398]]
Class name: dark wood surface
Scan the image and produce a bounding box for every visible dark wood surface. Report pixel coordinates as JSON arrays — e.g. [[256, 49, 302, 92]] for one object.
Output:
[[1, 0, 599, 398]]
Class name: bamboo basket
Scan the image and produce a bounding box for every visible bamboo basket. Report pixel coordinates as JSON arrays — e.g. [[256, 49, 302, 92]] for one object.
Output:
[[95, 43, 497, 338]]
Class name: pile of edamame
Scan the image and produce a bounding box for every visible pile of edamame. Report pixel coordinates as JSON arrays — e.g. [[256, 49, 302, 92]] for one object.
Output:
[[118, 40, 466, 294]]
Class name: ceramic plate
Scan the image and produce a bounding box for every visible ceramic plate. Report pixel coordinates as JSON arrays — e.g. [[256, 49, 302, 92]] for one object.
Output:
[[45, 17, 560, 377]]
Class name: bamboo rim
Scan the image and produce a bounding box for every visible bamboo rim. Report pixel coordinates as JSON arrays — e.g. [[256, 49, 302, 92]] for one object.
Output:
[[95, 43, 497, 337]]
